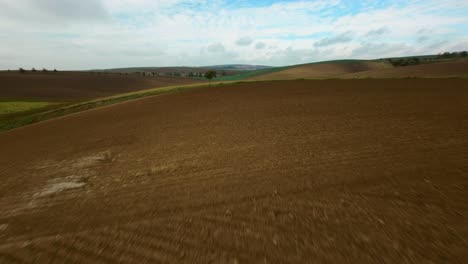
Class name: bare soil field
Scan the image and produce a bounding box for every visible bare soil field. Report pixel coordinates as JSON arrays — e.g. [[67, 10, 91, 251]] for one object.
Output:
[[0, 71, 204, 101], [249, 61, 390, 80], [250, 60, 468, 80], [342, 59, 468, 79], [0, 79, 467, 263]]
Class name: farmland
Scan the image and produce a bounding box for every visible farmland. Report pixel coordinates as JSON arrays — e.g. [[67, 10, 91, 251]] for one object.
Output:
[[1, 79, 467, 263], [0, 71, 204, 102], [342, 59, 468, 78], [2, 0, 468, 262], [248, 60, 390, 80], [247, 59, 468, 80], [0, 71, 205, 131]]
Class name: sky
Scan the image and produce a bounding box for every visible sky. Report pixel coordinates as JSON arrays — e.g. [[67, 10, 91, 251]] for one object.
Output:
[[1, 0, 467, 70]]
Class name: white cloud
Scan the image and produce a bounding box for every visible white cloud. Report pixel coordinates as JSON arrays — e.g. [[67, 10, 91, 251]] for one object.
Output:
[[0, 0, 467, 69], [314, 32, 353, 47], [206, 43, 225, 53], [0, 0, 109, 25], [255, 42, 267, 50], [365, 27, 390, 37], [236, 37, 254, 46]]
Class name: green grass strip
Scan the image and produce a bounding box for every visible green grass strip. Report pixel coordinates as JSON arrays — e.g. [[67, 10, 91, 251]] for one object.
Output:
[[0, 101, 59, 115]]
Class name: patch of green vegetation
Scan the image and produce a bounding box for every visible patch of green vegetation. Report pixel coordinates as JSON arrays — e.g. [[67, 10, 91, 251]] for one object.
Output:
[[0, 101, 59, 115]]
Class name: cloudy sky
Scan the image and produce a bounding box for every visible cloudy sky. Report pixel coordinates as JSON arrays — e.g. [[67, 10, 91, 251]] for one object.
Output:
[[1, 0, 467, 70]]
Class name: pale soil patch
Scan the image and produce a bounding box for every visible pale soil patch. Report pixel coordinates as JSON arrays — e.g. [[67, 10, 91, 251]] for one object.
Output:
[[0, 224, 8, 232], [0, 151, 117, 216], [33, 176, 86, 198]]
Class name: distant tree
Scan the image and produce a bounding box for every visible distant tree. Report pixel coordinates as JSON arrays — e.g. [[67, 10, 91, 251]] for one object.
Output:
[[204, 70, 217, 84], [53, 69, 58, 72], [19, 68, 26, 73], [440, 52, 452, 59], [388, 57, 422, 67], [461, 51, 468, 58], [42, 68, 48, 72], [410, 57, 420, 65], [31, 67, 37, 72]]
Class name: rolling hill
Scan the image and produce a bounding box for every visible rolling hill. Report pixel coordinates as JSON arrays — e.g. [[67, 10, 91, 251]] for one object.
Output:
[[97, 64, 273, 77], [341, 59, 468, 78], [241, 58, 468, 81], [248, 60, 391, 80]]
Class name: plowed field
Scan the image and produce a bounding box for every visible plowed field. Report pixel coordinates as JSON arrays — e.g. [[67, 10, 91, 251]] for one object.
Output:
[[0, 71, 203, 101], [250, 61, 389, 80], [1, 79, 467, 263], [342, 60, 468, 78]]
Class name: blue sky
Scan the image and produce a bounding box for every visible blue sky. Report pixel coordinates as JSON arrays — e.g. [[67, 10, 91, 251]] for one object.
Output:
[[0, 0, 467, 69]]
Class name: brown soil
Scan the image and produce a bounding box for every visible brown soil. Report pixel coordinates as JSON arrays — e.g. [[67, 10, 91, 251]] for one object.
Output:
[[342, 59, 468, 78], [0, 71, 204, 102], [250, 61, 390, 80], [250, 60, 468, 80], [1, 79, 468, 263]]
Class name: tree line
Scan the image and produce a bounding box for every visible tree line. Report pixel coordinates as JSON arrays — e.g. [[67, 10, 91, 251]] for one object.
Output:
[[18, 67, 58, 73], [12, 68, 222, 81], [388, 51, 467, 67]]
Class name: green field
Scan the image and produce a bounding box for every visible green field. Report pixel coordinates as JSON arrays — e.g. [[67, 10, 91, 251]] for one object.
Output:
[[0, 101, 60, 116], [0, 101, 65, 131]]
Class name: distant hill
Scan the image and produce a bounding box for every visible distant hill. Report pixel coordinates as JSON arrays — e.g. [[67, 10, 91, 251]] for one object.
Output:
[[248, 60, 391, 81], [342, 59, 468, 78], [226, 55, 468, 81], [90, 52, 467, 80], [92, 67, 218, 77], [204, 64, 272, 71], [93, 64, 273, 78]]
